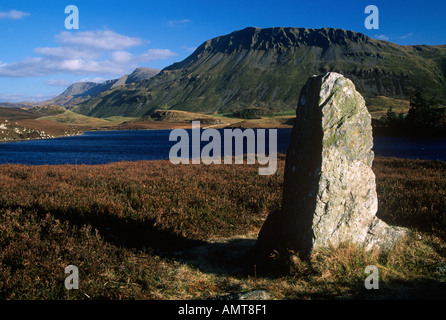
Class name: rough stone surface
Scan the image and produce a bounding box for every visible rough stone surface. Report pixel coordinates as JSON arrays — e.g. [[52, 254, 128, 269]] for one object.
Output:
[[256, 72, 409, 261]]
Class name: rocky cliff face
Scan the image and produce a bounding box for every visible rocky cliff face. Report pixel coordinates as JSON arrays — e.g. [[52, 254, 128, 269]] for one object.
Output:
[[126, 67, 160, 84], [74, 27, 446, 118]]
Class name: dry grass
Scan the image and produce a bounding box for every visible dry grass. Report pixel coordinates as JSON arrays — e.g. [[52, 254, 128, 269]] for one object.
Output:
[[0, 106, 80, 142], [225, 116, 295, 129], [0, 156, 445, 300], [116, 121, 199, 131], [15, 119, 79, 137], [366, 96, 411, 118]]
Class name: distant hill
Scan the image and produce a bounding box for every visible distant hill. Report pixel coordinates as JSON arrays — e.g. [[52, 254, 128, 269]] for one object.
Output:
[[0, 106, 40, 121], [147, 109, 226, 125], [72, 27, 446, 118], [27, 105, 67, 116], [0, 107, 79, 141], [0, 102, 36, 109], [40, 67, 160, 107]]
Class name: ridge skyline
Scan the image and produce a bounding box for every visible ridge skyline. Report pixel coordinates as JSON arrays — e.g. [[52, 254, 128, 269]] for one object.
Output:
[[0, 0, 445, 103]]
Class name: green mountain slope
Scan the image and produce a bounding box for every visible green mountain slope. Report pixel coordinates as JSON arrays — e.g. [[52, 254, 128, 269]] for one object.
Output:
[[73, 27, 446, 118]]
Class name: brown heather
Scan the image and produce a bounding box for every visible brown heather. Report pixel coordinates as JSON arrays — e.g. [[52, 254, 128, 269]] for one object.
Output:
[[0, 155, 445, 299]]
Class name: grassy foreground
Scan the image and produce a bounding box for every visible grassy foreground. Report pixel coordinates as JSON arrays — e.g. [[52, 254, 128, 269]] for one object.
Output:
[[0, 156, 445, 300]]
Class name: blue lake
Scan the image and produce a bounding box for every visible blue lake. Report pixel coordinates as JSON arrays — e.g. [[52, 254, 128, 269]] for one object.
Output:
[[0, 128, 444, 165]]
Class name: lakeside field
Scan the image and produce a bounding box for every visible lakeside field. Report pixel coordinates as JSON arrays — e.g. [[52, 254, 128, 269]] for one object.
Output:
[[1, 98, 417, 143], [0, 156, 445, 300]]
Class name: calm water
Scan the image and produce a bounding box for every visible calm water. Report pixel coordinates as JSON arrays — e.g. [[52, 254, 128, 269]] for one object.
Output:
[[0, 128, 444, 165]]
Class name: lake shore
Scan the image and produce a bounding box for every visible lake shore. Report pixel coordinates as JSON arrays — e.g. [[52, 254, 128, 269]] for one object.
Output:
[[1, 128, 445, 166]]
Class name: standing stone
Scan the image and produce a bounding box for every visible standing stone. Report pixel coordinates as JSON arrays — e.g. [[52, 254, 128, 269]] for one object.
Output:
[[256, 72, 408, 264]]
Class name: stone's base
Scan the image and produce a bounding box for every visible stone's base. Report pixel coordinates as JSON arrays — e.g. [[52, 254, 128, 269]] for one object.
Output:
[[364, 217, 409, 251], [255, 210, 410, 264]]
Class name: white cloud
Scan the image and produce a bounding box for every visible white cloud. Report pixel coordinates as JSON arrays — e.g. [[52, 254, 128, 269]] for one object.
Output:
[[0, 57, 119, 77], [167, 19, 192, 27], [110, 49, 177, 65], [0, 10, 30, 20], [0, 92, 55, 103], [182, 45, 197, 53], [34, 46, 102, 60], [375, 34, 390, 41], [400, 32, 414, 39], [110, 51, 134, 63], [79, 77, 107, 83], [0, 30, 177, 78], [137, 49, 178, 62], [55, 30, 144, 51], [45, 79, 74, 87]]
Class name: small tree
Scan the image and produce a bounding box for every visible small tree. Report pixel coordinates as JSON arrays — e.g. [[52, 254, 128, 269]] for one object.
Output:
[[407, 91, 440, 129], [407, 91, 430, 126], [385, 107, 397, 124], [409, 91, 430, 111]]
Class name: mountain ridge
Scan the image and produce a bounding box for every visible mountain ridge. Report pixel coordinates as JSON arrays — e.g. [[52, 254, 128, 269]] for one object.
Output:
[[40, 67, 160, 107], [68, 27, 446, 117]]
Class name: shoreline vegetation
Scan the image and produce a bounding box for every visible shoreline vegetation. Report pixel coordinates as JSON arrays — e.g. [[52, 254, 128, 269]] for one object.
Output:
[[0, 106, 296, 143], [1, 90, 446, 144], [1, 91, 446, 144], [0, 107, 446, 143], [0, 155, 445, 299]]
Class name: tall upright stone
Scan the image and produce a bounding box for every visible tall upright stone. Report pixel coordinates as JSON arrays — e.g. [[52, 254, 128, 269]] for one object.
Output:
[[256, 72, 408, 263]]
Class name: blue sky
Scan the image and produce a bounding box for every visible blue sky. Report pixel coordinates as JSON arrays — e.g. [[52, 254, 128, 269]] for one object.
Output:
[[0, 0, 445, 102]]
